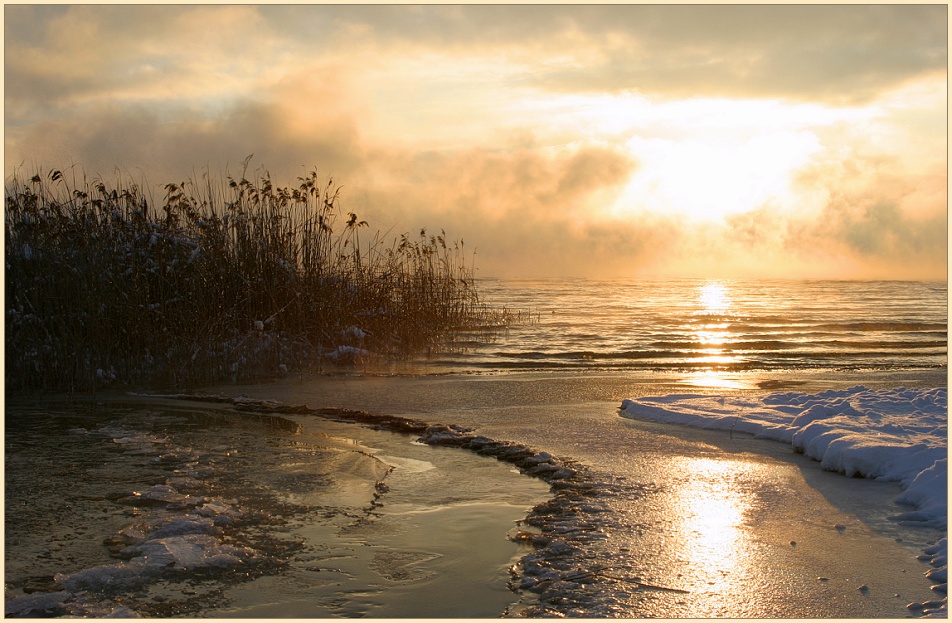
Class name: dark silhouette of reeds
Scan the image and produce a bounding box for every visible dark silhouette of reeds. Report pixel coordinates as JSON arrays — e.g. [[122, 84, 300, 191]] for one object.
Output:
[[5, 163, 514, 392]]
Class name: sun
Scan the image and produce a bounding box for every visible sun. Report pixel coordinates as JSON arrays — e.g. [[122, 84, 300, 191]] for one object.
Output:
[[610, 130, 822, 223], [583, 97, 828, 224]]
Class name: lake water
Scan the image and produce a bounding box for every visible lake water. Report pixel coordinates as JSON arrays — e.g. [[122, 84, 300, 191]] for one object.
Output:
[[413, 278, 947, 382], [5, 278, 947, 618]]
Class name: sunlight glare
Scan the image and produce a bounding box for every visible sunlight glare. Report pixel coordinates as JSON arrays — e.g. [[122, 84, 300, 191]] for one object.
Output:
[[696, 327, 730, 345], [687, 283, 741, 380], [610, 129, 823, 222], [698, 282, 730, 315]]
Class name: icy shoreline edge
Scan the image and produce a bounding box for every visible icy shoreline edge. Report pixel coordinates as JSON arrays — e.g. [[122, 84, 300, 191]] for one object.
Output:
[[119, 391, 661, 616], [135, 387, 948, 617], [14, 386, 936, 617]]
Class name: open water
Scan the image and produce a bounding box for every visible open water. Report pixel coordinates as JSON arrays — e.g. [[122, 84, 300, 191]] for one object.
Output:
[[424, 278, 947, 379]]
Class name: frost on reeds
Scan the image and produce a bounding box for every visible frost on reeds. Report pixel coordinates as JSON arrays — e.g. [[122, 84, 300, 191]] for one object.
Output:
[[5, 164, 517, 391]]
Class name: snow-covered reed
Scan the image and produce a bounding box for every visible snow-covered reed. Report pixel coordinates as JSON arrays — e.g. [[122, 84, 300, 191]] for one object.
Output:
[[5, 163, 513, 391]]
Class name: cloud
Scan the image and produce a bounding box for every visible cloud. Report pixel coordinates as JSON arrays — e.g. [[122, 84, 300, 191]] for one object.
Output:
[[258, 135, 650, 280], [7, 5, 945, 115], [4, 97, 366, 188], [4, 5, 946, 280], [834, 201, 945, 258], [301, 4, 943, 104], [344, 143, 642, 278], [716, 151, 947, 280], [794, 186, 947, 273], [4, 5, 285, 122]]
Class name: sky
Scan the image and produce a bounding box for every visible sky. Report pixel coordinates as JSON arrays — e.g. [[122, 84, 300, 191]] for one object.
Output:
[[4, 4, 948, 280]]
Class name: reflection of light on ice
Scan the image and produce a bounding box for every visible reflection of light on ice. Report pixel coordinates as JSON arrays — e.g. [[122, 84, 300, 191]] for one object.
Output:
[[621, 386, 948, 617], [685, 371, 747, 389], [669, 457, 757, 599], [679, 457, 745, 553]]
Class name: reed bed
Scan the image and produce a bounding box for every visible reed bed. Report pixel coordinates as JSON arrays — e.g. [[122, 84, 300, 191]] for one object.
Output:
[[5, 164, 518, 392]]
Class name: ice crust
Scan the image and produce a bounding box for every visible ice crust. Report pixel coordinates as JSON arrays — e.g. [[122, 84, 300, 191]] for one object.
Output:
[[22, 390, 942, 618], [142, 391, 950, 618], [621, 385, 948, 616], [153, 393, 651, 617], [5, 424, 256, 618]]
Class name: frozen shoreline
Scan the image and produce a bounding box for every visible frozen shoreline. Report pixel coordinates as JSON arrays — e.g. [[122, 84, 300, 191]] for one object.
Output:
[[622, 386, 947, 523], [4, 395, 550, 618], [621, 385, 948, 616], [6, 371, 947, 618], [191, 369, 947, 617]]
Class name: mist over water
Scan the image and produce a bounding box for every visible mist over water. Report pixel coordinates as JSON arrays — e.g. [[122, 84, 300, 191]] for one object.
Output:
[[426, 279, 947, 380]]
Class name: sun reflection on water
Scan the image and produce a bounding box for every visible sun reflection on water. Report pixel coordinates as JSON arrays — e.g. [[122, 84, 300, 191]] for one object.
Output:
[[684, 371, 747, 389], [698, 282, 731, 315], [688, 282, 742, 383]]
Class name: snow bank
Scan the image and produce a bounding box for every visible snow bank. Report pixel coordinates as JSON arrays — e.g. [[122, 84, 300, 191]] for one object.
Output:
[[620, 385, 947, 615], [620, 386, 946, 521], [326, 344, 370, 364]]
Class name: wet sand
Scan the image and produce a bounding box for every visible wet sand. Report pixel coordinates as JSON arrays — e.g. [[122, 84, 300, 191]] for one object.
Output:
[[213, 368, 946, 617]]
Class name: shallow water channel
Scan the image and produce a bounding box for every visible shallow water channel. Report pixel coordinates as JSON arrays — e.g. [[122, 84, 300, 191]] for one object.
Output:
[[4, 395, 549, 618]]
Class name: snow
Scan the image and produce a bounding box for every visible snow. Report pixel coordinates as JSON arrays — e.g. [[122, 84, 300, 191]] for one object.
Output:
[[327, 344, 370, 363], [343, 325, 366, 340], [620, 385, 947, 616]]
